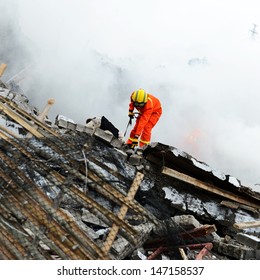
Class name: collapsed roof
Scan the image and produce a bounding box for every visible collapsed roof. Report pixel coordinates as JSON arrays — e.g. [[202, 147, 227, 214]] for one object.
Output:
[[0, 72, 260, 260]]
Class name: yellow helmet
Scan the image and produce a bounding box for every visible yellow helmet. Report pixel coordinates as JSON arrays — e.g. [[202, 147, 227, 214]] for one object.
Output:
[[131, 89, 148, 106]]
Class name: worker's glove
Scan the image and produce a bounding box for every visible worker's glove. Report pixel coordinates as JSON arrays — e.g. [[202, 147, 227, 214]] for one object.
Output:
[[128, 111, 134, 124], [130, 136, 139, 149], [128, 111, 134, 119]]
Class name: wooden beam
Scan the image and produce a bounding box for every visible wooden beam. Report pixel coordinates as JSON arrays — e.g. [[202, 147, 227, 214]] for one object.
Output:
[[195, 243, 213, 260], [102, 172, 144, 256], [0, 124, 21, 138], [0, 102, 43, 138], [233, 220, 260, 229], [162, 166, 260, 209]]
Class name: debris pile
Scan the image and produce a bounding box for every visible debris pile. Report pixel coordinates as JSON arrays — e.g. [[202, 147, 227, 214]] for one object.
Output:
[[0, 72, 260, 260]]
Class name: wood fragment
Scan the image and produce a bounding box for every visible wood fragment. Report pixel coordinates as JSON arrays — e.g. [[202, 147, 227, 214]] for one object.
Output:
[[221, 200, 258, 214], [233, 220, 260, 229], [179, 248, 188, 260], [0, 124, 21, 138], [195, 243, 213, 260]]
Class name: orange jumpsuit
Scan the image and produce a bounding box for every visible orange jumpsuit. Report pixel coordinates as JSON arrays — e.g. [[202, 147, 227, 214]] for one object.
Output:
[[126, 93, 162, 147]]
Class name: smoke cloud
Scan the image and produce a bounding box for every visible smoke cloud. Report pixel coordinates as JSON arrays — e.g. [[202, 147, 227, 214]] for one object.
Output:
[[1, 0, 260, 189]]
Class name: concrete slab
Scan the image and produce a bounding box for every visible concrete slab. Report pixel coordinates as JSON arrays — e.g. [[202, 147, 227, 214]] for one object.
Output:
[[236, 233, 260, 250], [94, 127, 113, 143]]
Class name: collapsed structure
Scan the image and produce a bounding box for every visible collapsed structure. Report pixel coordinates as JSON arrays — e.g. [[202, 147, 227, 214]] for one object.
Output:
[[0, 66, 260, 260]]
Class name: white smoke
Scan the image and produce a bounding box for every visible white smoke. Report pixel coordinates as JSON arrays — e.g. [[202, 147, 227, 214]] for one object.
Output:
[[1, 0, 260, 189]]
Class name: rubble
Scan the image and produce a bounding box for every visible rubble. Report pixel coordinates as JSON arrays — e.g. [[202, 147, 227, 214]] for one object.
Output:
[[0, 74, 260, 260]]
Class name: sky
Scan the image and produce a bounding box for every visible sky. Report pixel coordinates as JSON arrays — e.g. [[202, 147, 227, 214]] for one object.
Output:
[[1, 0, 260, 189]]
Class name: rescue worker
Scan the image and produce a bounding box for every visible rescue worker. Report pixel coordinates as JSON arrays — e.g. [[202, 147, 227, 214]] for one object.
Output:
[[126, 89, 162, 149]]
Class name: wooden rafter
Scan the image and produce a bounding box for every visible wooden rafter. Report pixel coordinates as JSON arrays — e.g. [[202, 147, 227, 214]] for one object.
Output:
[[102, 172, 144, 256], [162, 166, 260, 209]]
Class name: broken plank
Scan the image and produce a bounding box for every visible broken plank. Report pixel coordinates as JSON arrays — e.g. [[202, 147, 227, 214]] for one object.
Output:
[[0, 124, 21, 138], [233, 220, 260, 229], [162, 166, 260, 209], [221, 200, 258, 214], [220, 200, 239, 209]]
